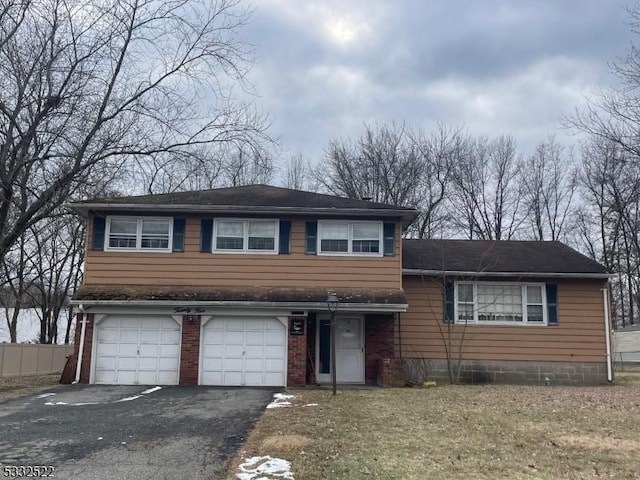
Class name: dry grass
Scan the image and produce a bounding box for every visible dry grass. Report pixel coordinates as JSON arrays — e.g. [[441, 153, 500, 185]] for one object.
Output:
[[0, 374, 60, 403], [228, 375, 640, 480]]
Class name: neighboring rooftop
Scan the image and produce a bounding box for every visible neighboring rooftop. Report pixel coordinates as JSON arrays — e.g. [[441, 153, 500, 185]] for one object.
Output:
[[69, 184, 417, 224], [402, 239, 609, 277]]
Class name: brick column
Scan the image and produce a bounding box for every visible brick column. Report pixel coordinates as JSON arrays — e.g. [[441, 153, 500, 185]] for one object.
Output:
[[365, 314, 395, 383], [287, 316, 307, 387], [179, 315, 201, 385]]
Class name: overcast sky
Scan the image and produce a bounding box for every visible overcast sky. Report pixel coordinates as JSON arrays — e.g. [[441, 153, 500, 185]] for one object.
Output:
[[243, 0, 634, 166]]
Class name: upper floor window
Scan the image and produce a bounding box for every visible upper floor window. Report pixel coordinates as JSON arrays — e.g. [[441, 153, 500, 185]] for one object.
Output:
[[317, 221, 382, 256], [455, 282, 546, 325], [106, 217, 172, 252], [213, 219, 278, 253]]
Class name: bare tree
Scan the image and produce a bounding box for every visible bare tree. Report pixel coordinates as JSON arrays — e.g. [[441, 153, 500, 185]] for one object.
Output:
[[568, 5, 640, 160], [316, 122, 461, 238], [0, 0, 272, 270], [284, 154, 310, 190], [521, 137, 578, 241], [449, 135, 524, 240]]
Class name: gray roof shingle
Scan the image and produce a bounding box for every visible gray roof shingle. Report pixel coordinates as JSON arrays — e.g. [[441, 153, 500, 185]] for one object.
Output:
[[402, 239, 608, 276]]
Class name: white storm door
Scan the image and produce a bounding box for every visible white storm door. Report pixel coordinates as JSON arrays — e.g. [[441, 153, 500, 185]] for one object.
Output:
[[316, 315, 365, 384], [335, 316, 364, 383]]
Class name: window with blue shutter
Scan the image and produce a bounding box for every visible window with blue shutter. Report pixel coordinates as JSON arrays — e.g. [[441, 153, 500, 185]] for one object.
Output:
[[546, 284, 559, 325], [279, 220, 291, 254], [172, 218, 186, 252], [92, 216, 106, 250], [305, 221, 317, 254], [383, 223, 395, 256], [444, 281, 455, 323], [200, 219, 213, 253]]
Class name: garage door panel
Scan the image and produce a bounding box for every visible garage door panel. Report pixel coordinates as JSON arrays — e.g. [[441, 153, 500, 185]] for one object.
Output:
[[201, 317, 286, 387], [245, 331, 264, 345], [94, 315, 180, 385], [266, 331, 284, 344], [225, 331, 244, 343], [245, 345, 264, 357]]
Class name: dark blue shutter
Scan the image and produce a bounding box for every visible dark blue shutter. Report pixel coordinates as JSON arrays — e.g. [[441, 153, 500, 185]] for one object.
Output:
[[92, 216, 106, 250], [172, 218, 186, 252], [383, 223, 395, 256], [279, 221, 291, 254], [444, 281, 455, 323], [200, 219, 213, 253], [546, 284, 558, 325], [305, 221, 317, 254]]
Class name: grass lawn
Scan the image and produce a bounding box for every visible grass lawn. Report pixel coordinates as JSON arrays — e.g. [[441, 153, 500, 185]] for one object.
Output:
[[229, 372, 640, 480], [0, 374, 60, 403]]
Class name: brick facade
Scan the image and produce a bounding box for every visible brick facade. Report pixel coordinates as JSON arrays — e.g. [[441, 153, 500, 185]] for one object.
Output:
[[364, 314, 395, 383], [287, 316, 307, 387], [73, 313, 94, 383], [179, 315, 200, 385]]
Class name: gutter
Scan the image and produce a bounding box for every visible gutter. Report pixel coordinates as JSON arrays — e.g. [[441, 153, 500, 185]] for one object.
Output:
[[602, 287, 613, 383], [69, 299, 409, 313], [402, 268, 614, 280], [74, 309, 88, 384]]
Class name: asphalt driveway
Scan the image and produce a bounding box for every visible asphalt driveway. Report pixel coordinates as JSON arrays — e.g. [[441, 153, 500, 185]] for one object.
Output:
[[0, 384, 277, 479]]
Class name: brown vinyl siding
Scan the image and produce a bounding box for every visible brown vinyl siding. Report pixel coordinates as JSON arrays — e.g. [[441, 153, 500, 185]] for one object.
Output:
[[84, 215, 402, 289], [400, 276, 607, 363]]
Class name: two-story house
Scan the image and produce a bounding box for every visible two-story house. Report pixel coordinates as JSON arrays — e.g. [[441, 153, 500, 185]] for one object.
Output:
[[69, 184, 612, 387]]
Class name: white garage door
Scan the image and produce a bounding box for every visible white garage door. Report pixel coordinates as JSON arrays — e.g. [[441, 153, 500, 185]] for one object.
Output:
[[94, 315, 181, 385], [201, 318, 286, 386]]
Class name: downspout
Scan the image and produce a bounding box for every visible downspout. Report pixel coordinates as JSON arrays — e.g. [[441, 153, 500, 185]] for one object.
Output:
[[74, 307, 88, 384], [397, 312, 402, 358], [601, 287, 613, 383]]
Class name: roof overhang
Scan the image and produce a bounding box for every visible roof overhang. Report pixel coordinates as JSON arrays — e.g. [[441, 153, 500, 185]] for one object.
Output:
[[402, 268, 613, 279], [67, 203, 418, 227], [69, 299, 407, 312]]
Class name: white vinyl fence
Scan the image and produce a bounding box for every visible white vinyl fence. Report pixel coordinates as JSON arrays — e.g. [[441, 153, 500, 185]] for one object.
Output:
[[0, 344, 74, 377]]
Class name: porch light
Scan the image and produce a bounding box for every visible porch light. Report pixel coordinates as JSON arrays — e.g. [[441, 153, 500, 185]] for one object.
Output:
[[326, 293, 339, 396], [327, 293, 339, 312]]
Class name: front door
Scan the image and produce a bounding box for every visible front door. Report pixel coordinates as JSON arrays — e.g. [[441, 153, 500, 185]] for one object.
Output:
[[316, 315, 364, 384]]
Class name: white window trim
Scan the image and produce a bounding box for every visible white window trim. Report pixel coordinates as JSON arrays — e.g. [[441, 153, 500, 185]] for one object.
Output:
[[317, 220, 383, 257], [213, 218, 279, 254], [105, 216, 173, 253], [454, 281, 548, 326]]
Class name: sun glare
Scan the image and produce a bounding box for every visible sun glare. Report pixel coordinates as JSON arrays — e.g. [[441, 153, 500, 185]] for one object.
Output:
[[325, 17, 356, 45]]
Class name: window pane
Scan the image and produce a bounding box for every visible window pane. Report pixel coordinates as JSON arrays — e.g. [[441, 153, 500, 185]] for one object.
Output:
[[352, 223, 379, 239], [477, 285, 522, 322], [248, 221, 276, 236], [217, 237, 244, 250], [458, 284, 473, 302], [320, 239, 348, 252], [142, 219, 170, 235], [110, 219, 137, 234], [218, 221, 244, 237], [109, 236, 137, 248], [527, 305, 544, 322], [352, 240, 379, 253], [457, 304, 474, 322], [527, 286, 543, 304], [321, 223, 349, 239], [248, 237, 275, 250]]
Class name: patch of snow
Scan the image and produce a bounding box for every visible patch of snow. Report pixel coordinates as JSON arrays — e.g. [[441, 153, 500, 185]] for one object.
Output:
[[36, 392, 56, 398], [304, 403, 319, 407], [266, 393, 295, 409], [44, 401, 68, 405], [97, 437, 103, 440], [113, 395, 142, 403], [237, 456, 294, 480], [140, 386, 162, 395]]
